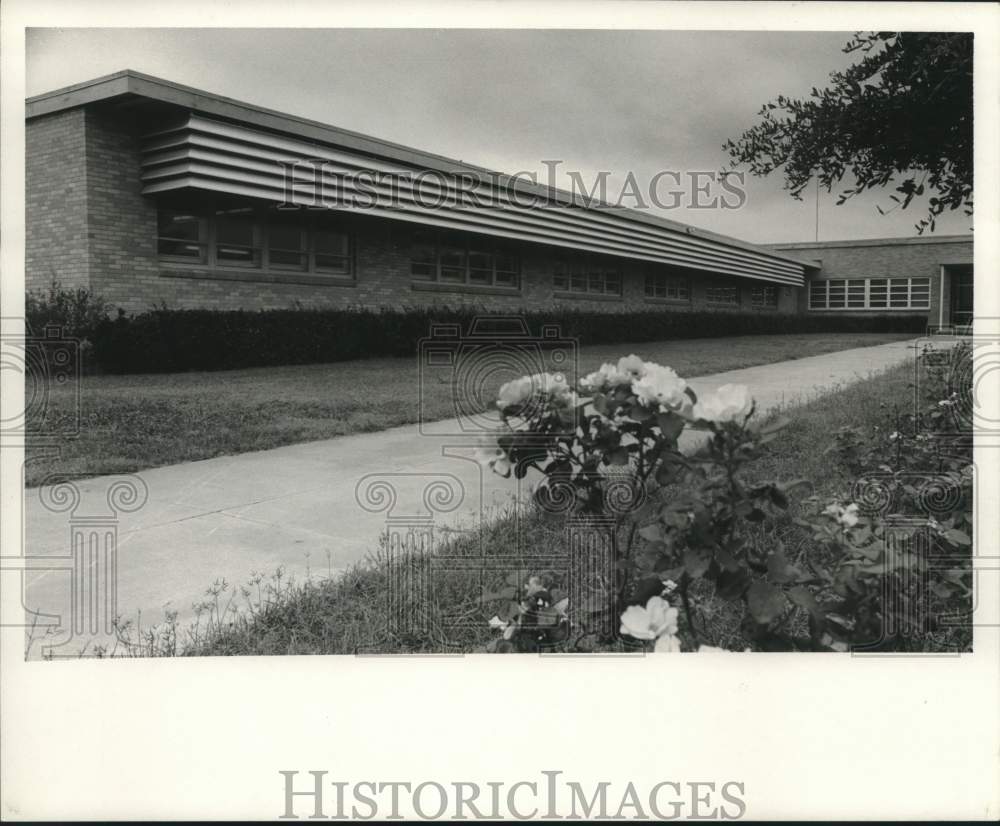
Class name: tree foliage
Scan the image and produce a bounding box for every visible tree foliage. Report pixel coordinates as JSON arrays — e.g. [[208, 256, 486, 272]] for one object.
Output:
[[724, 32, 973, 233]]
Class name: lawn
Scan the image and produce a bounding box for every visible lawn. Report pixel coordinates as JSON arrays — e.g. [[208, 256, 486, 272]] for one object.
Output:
[[100, 353, 971, 658], [26, 332, 913, 487]]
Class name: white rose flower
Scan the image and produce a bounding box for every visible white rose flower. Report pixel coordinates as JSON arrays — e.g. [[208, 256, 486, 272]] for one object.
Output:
[[654, 633, 683, 653], [497, 372, 572, 410], [631, 364, 688, 410], [822, 502, 860, 530], [619, 595, 679, 641], [472, 431, 512, 477], [616, 354, 647, 379], [692, 384, 753, 424], [579, 362, 631, 393], [841, 503, 860, 528]]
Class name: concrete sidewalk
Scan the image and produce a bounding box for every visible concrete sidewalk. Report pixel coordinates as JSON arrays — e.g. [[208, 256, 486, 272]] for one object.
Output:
[[21, 337, 918, 655]]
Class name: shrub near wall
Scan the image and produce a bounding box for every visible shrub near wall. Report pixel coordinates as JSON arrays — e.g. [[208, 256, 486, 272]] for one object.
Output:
[[90, 306, 927, 374]]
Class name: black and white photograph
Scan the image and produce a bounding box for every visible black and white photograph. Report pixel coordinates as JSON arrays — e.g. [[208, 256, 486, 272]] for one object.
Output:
[[2, 0, 998, 821]]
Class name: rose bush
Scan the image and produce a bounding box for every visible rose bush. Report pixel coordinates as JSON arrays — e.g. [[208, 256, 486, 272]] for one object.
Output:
[[477, 344, 973, 654]]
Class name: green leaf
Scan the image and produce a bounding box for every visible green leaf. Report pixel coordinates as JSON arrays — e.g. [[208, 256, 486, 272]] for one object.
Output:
[[656, 412, 685, 441], [787, 585, 822, 620], [639, 523, 665, 543], [766, 552, 800, 584], [747, 581, 788, 625], [606, 446, 629, 466], [768, 486, 789, 510], [683, 548, 711, 578], [630, 575, 667, 606], [716, 566, 750, 601], [944, 528, 972, 546], [629, 404, 654, 422], [715, 548, 741, 572]]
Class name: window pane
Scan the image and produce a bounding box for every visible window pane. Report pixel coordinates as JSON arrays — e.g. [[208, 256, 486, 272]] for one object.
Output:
[[158, 210, 202, 242], [215, 212, 259, 267], [605, 273, 621, 295], [469, 250, 493, 285], [268, 224, 307, 271], [809, 281, 827, 309], [868, 279, 887, 308], [827, 280, 846, 308], [270, 250, 309, 270], [709, 286, 738, 305], [909, 277, 930, 308], [270, 224, 305, 251], [495, 254, 517, 274], [315, 228, 348, 255], [411, 241, 437, 280], [571, 273, 586, 292], [157, 210, 206, 261], [439, 246, 466, 283], [315, 254, 350, 274], [890, 279, 909, 307]]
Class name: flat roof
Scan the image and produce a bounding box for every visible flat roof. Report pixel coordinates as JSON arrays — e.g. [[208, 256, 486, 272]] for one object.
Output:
[[767, 234, 973, 250], [26, 69, 816, 271]]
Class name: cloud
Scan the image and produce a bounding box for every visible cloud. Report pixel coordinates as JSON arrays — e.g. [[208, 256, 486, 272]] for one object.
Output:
[[26, 28, 972, 242]]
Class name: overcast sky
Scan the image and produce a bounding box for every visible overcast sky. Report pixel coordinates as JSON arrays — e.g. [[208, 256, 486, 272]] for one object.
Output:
[[26, 28, 971, 244]]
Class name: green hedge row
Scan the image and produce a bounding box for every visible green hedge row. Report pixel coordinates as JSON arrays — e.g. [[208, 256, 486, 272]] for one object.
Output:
[[87, 307, 927, 374]]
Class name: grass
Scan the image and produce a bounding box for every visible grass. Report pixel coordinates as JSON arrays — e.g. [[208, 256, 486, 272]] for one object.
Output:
[[26, 332, 912, 487], [110, 355, 967, 658]]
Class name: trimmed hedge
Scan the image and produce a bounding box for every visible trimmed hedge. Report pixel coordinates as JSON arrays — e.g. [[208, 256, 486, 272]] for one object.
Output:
[[88, 306, 927, 375]]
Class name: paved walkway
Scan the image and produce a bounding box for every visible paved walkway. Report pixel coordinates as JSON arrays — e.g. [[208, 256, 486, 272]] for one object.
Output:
[[20, 338, 918, 655]]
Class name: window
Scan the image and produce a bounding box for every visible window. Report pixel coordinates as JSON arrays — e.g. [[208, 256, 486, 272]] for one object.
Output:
[[409, 234, 520, 289], [268, 223, 308, 271], [313, 226, 351, 275], [809, 280, 827, 310], [157, 205, 353, 279], [644, 273, 690, 301], [750, 285, 778, 308], [554, 259, 622, 297], [157, 210, 207, 263], [215, 208, 260, 267], [809, 277, 930, 310], [868, 279, 888, 308], [706, 286, 740, 306]]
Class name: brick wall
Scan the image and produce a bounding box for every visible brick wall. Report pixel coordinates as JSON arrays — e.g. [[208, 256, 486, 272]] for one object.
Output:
[[25, 109, 89, 293], [28, 103, 803, 316], [769, 237, 973, 325]]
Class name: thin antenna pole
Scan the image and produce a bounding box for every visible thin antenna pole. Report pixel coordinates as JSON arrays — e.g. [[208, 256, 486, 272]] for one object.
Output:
[[814, 177, 820, 242]]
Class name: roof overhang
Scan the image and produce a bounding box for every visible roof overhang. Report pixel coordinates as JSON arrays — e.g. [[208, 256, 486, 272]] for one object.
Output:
[[28, 70, 809, 286]]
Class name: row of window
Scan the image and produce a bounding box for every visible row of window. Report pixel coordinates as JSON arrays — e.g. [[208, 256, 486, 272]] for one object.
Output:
[[158, 207, 351, 275], [553, 262, 622, 296], [809, 277, 931, 310], [153, 208, 789, 310], [410, 236, 520, 288]]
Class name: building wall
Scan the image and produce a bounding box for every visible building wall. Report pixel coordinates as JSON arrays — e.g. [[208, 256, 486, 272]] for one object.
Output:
[[26, 104, 800, 315], [25, 109, 90, 294], [768, 237, 974, 325]]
